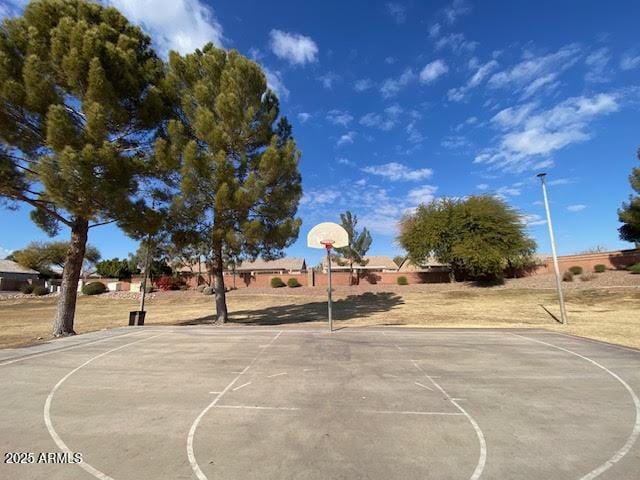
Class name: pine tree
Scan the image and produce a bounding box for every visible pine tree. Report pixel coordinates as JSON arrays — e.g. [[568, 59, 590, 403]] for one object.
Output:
[[618, 149, 640, 245], [155, 45, 302, 322], [335, 211, 372, 284], [0, 0, 167, 335]]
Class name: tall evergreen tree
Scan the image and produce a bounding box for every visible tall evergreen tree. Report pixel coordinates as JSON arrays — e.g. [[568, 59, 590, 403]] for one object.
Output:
[[618, 149, 640, 246], [0, 0, 167, 335], [335, 211, 372, 284], [155, 44, 302, 322]]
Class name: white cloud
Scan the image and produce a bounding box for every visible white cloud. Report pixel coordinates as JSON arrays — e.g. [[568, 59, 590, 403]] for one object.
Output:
[[380, 68, 416, 98], [363, 162, 433, 181], [297, 112, 311, 123], [476, 184, 489, 190], [354, 78, 374, 92], [567, 204, 587, 212], [386, 3, 406, 24], [435, 33, 477, 55], [441, 135, 469, 149], [419, 59, 449, 84], [106, 0, 224, 55], [337, 131, 356, 147], [522, 213, 546, 226], [326, 110, 354, 127], [359, 105, 401, 131], [318, 72, 340, 89], [429, 23, 442, 38], [384, 56, 396, 64], [263, 68, 289, 101], [447, 59, 497, 101], [406, 122, 424, 144], [407, 185, 438, 205], [488, 44, 580, 97], [0, 246, 13, 259], [443, 0, 472, 25], [269, 29, 318, 65], [548, 177, 575, 186], [495, 185, 521, 197], [585, 48, 611, 83], [620, 51, 640, 71], [337, 157, 355, 166], [476, 93, 619, 171], [301, 189, 341, 205]]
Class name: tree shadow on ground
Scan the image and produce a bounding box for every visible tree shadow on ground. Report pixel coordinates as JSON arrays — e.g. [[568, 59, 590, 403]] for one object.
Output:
[[178, 292, 405, 326]]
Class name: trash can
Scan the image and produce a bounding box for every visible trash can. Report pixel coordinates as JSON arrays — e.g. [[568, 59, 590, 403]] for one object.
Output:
[[129, 311, 146, 326]]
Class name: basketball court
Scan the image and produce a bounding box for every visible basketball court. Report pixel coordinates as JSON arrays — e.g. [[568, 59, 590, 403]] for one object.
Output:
[[1, 326, 639, 479]]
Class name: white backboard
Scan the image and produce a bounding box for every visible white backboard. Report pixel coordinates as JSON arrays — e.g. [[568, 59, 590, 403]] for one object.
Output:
[[307, 222, 349, 249]]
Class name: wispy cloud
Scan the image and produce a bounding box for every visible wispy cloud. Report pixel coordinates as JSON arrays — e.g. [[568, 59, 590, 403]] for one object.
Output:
[[435, 33, 477, 55], [326, 109, 354, 127], [567, 204, 587, 212], [620, 51, 640, 70], [359, 104, 403, 131], [407, 185, 438, 204], [354, 78, 374, 92], [263, 67, 289, 101], [337, 131, 357, 147], [301, 189, 341, 205], [487, 44, 581, 98], [297, 112, 311, 123], [443, 0, 472, 25], [476, 93, 619, 171], [363, 162, 433, 181], [447, 59, 498, 101], [0, 246, 13, 259], [386, 3, 406, 24], [522, 213, 547, 226], [318, 72, 340, 89], [269, 29, 318, 65], [106, 0, 224, 55], [380, 68, 416, 98], [585, 47, 611, 83], [419, 59, 449, 84]]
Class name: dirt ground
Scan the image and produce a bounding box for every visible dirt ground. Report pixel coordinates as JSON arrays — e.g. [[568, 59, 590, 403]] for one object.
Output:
[[0, 270, 638, 350]]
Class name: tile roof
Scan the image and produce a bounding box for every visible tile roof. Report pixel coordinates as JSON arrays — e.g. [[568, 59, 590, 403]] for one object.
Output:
[[0, 259, 40, 275]]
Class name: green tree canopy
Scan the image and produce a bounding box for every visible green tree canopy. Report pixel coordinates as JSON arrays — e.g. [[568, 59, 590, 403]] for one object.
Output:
[[618, 149, 640, 245], [0, 0, 167, 335], [13, 240, 100, 276], [95, 257, 133, 279], [399, 196, 537, 279], [155, 44, 302, 322]]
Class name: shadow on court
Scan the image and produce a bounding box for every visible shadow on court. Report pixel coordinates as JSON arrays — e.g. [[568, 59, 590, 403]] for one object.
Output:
[[179, 292, 405, 326]]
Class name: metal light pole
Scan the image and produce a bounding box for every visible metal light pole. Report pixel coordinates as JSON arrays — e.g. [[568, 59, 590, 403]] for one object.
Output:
[[139, 234, 151, 313], [537, 173, 567, 325]]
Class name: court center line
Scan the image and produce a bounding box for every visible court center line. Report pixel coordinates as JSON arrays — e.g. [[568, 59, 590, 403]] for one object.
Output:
[[187, 330, 283, 480], [232, 382, 251, 391], [267, 372, 288, 378], [213, 405, 299, 411], [0, 330, 144, 367], [511, 333, 640, 480], [43, 333, 165, 480], [356, 409, 464, 416], [412, 360, 487, 480]]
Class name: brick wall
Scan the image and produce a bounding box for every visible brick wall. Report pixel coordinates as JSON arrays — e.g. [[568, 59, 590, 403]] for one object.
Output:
[[536, 248, 640, 274]]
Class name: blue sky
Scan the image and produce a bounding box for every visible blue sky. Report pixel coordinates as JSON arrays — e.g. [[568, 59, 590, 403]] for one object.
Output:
[[1, 0, 640, 266]]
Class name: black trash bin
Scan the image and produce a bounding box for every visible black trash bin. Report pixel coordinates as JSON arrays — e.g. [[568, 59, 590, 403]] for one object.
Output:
[[129, 311, 146, 326]]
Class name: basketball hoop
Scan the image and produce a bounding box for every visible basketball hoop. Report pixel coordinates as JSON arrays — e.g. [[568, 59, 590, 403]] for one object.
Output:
[[307, 223, 349, 332]]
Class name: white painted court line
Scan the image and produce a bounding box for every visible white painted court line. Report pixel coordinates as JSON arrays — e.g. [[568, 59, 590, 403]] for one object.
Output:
[[232, 382, 251, 391], [414, 381, 434, 392], [187, 330, 283, 480], [512, 333, 640, 480], [267, 372, 288, 378], [545, 330, 640, 355], [213, 405, 299, 411], [412, 360, 487, 480], [0, 330, 144, 366], [43, 333, 164, 480], [357, 409, 464, 416]]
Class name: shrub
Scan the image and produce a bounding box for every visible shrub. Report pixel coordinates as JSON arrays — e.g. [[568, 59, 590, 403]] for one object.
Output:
[[196, 284, 206, 292], [157, 276, 182, 291], [82, 282, 107, 295], [270, 277, 285, 288], [397, 276, 408, 286], [287, 278, 301, 288], [593, 264, 606, 273], [628, 263, 640, 274], [202, 286, 214, 295], [32, 286, 49, 296], [580, 272, 596, 282], [562, 271, 574, 282], [568, 266, 583, 275], [20, 283, 34, 294]]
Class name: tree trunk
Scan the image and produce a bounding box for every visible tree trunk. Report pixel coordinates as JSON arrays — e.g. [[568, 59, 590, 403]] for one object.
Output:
[[213, 244, 228, 323], [52, 218, 88, 337]]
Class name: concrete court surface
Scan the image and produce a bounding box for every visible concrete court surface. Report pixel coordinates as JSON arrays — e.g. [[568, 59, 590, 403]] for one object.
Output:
[[0, 326, 639, 480]]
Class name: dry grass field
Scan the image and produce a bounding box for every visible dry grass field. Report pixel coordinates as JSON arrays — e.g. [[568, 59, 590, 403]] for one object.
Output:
[[1, 279, 639, 350]]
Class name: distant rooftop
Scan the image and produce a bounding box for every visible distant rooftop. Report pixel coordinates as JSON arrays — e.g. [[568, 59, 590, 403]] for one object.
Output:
[[0, 259, 39, 275]]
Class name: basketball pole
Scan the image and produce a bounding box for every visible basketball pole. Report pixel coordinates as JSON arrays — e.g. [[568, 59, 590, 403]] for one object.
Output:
[[326, 244, 333, 332]]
